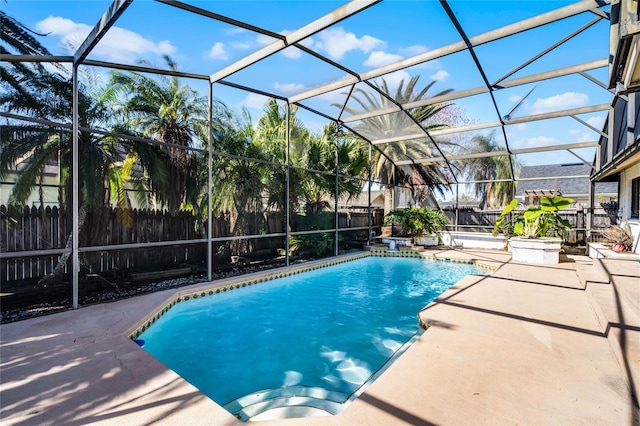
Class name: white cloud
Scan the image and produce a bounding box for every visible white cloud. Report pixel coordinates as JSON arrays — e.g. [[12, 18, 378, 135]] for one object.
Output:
[[274, 82, 306, 94], [314, 75, 354, 103], [363, 51, 403, 67], [568, 116, 604, 142], [225, 27, 247, 36], [208, 42, 228, 60], [530, 92, 589, 114], [400, 45, 428, 56], [36, 16, 175, 63], [37, 15, 81, 34], [371, 70, 411, 93], [569, 129, 594, 142], [242, 93, 269, 110], [429, 70, 450, 81], [318, 88, 348, 103], [280, 39, 314, 59], [256, 34, 277, 46], [282, 46, 303, 59], [574, 132, 594, 143], [299, 37, 315, 49], [586, 115, 605, 129], [230, 41, 251, 50], [315, 27, 384, 60], [508, 95, 523, 103], [256, 31, 313, 60], [505, 123, 528, 139], [518, 135, 556, 148]]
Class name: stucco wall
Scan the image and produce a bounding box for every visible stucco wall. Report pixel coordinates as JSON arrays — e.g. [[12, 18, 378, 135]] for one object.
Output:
[[619, 160, 640, 253]]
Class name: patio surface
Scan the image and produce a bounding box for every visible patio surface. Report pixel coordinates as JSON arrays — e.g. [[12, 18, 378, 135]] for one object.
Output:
[[1, 248, 638, 425]]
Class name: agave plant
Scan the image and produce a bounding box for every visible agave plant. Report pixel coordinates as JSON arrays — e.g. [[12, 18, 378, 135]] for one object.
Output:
[[601, 222, 634, 252]]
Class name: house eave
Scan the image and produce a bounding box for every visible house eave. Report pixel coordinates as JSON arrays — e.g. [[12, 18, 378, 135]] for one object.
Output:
[[592, 139, 640, 181]]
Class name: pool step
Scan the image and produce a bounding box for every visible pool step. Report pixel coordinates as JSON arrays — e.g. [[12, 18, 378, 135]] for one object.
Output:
[[237, 396, 342, 421], [223, 386, 349, 421]]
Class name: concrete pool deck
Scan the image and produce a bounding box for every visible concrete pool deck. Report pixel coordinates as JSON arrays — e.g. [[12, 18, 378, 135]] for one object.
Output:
[[1, 248, 638, 425]]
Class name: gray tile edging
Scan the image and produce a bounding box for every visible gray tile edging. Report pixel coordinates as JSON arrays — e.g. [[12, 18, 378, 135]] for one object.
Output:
[[127, 250, 496, 340]]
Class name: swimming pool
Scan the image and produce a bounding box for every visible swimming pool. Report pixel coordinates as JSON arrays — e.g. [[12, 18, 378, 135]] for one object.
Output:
[[135, 255, 489, 421]]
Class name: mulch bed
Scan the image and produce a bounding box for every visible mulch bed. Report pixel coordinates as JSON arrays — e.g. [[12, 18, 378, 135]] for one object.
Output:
[[1, 261, 286, 324]]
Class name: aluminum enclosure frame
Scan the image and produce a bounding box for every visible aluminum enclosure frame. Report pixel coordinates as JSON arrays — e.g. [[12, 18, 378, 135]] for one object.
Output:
[[1, 0, 615, 307]]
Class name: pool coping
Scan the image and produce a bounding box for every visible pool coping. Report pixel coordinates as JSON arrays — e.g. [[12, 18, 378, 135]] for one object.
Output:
[[125, 249, 498, 422], [2, 248, 634, 426], [126, 250, 497, 342]]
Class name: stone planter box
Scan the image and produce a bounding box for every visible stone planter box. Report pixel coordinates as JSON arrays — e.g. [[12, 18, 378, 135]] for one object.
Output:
[[381, 236, 413, 247], [441, 231, 507, 250], [508, 237, 562, 264], [415, 235, 438, 246], [587, 242, 640, 259]]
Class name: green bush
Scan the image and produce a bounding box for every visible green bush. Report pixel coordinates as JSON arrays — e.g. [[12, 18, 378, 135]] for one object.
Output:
[[290, 233, 336, 257], [384, 207, 447, 239], [492, 196, 573, 240]]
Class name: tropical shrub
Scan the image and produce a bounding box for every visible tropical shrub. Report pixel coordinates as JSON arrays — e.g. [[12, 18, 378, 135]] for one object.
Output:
[[289, 233, 336, 257], [384, 207, 447, 240], [492, 196, 574, 240]]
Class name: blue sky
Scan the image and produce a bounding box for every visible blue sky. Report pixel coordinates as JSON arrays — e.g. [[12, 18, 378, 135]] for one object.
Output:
[[4, 0, 613, 174]]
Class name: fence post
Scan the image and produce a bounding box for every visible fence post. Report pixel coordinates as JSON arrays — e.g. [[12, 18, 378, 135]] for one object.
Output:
[[577, 206, 585, 243], [587, 181, 594, 239], [455, 184, 459, 232], [285, 103, 290, 266]]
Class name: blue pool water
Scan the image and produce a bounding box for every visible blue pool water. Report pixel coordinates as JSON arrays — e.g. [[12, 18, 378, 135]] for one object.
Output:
[[138, 256, 488, 419]]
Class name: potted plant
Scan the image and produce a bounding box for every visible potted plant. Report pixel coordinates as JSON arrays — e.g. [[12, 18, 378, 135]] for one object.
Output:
[[601, 222, 634, 253], [384, 207, 447, 246], [492, 195, 574, 264]]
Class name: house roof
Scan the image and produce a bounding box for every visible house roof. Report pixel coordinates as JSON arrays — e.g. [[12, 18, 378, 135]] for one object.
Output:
[[439, 200, 482, 209], [516, 163, 618, 197], [337, 190, 384, 209]]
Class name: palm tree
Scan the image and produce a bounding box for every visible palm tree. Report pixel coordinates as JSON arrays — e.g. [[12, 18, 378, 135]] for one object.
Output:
[[464, 134, 518, 209], [252, 100, 369, 227], [297, 122, 368, 216], [319, 121, 368, 207], [0, 11, 67, 102], [210, 106, 270, 239], [253, 99, 311, 227], [338, 75, 455, 215], [108, 56, 208, 215], [1, 14, 172, 285]]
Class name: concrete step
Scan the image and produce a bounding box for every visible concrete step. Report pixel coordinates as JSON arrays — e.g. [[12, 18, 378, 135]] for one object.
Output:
[[606, 326, 640, 408], [586, 258, 640, 329], [586, 280, 640, 407], [587, 281, 640, 333], [611, 275, 640, 315], [574, 257, 610, 287]]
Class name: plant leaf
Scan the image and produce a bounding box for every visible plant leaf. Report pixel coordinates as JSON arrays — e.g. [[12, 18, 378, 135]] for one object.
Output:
[[540, 195, 574, 211], [500, 199, 518, 216], [523, 208, 543, 221]]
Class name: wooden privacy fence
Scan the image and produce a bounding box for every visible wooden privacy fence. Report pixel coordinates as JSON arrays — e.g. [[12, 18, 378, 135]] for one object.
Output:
[[1, 205, 382, 282], [2, 204, 616, 282], [1, 205, 67, 251], [442, 207, 618, 244], [1, 205, 208, 282], [1, 205, 68, 282]]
